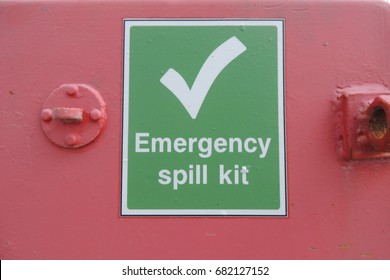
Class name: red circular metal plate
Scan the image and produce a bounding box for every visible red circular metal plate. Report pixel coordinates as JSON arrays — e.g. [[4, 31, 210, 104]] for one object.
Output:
[[41, 84, 106, 148]]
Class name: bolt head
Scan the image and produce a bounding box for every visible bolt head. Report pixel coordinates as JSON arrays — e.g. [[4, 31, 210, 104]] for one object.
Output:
[[64, 134, 79, 147], [64, 84, 79, 96], [357, 134, 368, 146], [90, 109, 103, 121], [41, 109, 53, 121]]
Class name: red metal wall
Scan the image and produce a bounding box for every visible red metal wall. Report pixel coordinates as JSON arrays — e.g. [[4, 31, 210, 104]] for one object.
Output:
[[1, 0, 390, 259]]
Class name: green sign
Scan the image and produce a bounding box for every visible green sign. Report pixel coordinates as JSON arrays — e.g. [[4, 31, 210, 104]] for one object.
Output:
[[122, 20, 286, 215]]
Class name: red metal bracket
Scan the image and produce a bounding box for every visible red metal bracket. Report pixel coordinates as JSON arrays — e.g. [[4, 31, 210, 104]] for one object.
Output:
[[338, 84, 390, 160]]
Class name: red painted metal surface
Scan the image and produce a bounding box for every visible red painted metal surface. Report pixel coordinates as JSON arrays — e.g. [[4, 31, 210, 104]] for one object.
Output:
[[1, 0, 390, 259]]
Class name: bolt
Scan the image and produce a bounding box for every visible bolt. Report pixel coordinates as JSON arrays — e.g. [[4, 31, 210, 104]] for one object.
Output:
[[65, 84, 79, 96], [64, 134, 79, 147], [357, 134, 368, 146], [90, 109, 103, 121], [41, 109, 53, 121]]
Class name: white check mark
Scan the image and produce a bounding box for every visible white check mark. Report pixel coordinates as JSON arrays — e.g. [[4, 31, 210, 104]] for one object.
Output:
[[160, 36, 247, 119]]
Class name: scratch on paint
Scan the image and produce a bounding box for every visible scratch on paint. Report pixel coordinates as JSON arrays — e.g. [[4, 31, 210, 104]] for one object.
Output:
[[308, 246, 319, 251], [360, 253, 373, 258]]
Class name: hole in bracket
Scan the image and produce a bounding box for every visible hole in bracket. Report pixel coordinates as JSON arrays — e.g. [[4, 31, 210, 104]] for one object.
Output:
[[369, 107, 387, 139]]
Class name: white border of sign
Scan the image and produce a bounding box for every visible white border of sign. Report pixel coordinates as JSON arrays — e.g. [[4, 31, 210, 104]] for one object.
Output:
[[121, 19, 286, 216]]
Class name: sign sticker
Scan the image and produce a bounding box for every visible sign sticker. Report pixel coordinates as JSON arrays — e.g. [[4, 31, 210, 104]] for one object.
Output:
[[122, 20, 286, 216]]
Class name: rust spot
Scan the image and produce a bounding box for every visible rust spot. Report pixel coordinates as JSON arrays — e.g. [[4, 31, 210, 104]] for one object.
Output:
[[369, 107, 387, 139], [336, 243, 351, 249]]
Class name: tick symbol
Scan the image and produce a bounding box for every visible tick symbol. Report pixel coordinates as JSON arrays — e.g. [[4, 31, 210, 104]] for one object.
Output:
[[160, 36, 247, 119]]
